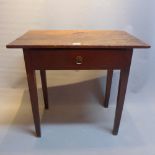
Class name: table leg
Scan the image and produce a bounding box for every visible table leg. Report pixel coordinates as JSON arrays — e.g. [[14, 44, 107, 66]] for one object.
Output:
[[113, 68, 130, 135], [103, 69, 113, 108], [40, 70, 49, 109], [25, 69, 41, 137]]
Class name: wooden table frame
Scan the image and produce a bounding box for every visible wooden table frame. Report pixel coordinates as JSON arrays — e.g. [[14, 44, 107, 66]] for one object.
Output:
[[23, 48, 133, 137], [7, 30, 150, 137]]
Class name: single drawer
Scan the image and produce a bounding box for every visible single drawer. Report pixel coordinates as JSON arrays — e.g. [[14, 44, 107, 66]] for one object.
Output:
[[23, 48, 133, 70]]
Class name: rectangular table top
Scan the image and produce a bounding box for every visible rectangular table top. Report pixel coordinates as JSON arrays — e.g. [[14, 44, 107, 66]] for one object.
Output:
[[6, 30, 150, 49]]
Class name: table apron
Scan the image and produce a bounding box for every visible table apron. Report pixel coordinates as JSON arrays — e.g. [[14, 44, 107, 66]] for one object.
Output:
[[23, 49, 133, 70]]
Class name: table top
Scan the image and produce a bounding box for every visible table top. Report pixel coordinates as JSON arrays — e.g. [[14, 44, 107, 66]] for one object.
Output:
[[6, 30, 150, 49]]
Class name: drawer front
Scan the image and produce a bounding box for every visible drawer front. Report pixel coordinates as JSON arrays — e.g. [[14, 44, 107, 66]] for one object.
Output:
[[23, 49, 133, 70]]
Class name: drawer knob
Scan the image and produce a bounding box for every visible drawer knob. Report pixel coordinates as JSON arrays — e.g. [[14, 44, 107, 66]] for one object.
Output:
[[75, 56, 83, 65]]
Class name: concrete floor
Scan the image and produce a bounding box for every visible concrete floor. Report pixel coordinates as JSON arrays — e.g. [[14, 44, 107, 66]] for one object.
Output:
[[0, 53, 155, 155]]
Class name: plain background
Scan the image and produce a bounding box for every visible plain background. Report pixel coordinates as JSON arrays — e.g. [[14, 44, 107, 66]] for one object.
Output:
[[0, 0, 155, 155]]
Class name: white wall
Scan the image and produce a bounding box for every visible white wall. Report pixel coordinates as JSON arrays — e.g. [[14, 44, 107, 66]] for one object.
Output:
[[0, 0, 154, 102]]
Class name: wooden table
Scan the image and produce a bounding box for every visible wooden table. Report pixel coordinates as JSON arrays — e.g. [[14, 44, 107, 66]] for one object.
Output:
[[6, 30, 150, 137]]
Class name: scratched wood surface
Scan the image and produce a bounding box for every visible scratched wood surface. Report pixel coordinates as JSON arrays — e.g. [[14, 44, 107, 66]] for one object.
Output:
[[6, 30, 150, 49]]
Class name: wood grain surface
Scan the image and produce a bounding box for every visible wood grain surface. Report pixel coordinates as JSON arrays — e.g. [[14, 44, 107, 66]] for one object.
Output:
[[6, 30, 150, 49]]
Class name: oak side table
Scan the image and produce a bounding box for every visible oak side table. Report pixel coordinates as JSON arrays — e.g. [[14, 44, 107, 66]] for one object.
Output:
[[6, 30, 150, 137]]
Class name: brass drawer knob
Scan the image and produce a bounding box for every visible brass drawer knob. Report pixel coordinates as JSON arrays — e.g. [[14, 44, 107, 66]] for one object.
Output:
[[75, 56, 83, 65]]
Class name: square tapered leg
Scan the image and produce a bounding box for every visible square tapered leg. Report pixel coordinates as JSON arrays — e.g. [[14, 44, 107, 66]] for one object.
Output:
[[40, 70, 49, 109], [104, 70, 113, 108]]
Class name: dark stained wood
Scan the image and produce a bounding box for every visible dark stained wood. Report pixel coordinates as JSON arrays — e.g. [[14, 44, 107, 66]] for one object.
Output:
[[6, 30, 150, 49], [6, 30, 150, 137], [23, 50, 41, 137], [104, 70, 113, 108], [23, 48, 133, 70], [40, 70, 49, 109], [112, 51, 132, 135], [23, 48, 133, 137]]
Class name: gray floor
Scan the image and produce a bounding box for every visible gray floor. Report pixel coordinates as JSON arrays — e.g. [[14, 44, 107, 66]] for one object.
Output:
[[0, 54, 155, 155]]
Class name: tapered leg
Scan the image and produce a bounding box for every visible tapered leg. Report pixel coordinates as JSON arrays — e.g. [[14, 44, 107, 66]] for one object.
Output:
[[26, 69, 41, 137], [40, 70, 49, 109], [104, 70, 113, 108], [113, 68, 130, 135]]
